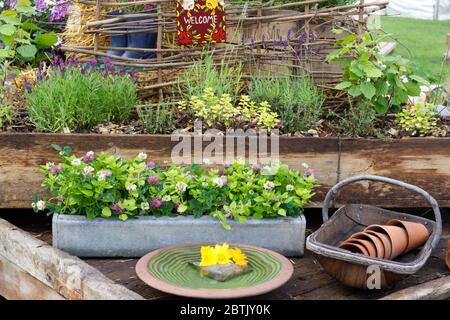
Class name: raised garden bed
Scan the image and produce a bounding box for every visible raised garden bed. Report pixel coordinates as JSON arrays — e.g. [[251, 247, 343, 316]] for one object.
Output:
[[1, 133, 450, 209]]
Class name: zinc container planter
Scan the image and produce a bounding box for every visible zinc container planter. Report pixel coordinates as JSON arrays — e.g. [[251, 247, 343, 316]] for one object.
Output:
[[52, 214, 306, 257]]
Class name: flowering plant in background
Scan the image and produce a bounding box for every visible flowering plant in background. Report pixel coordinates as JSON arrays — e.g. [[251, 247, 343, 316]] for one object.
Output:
[[34, 146, 318, 228], [33, 0, 71, 32], [0, 0, 58, 68]]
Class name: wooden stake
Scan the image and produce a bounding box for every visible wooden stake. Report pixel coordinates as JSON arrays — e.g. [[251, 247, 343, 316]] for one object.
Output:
[[94, 0, 101, 52], [157, 3, 163, 100]]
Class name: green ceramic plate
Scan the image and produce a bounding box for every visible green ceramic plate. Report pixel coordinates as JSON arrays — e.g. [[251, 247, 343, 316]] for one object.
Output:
[[135, 243, 294, 299]]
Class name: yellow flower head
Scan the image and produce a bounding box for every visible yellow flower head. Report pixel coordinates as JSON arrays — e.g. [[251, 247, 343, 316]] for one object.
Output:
[[200, 243, 248, 266], [230, 248, 248, 266], [206, 0, 218, 10], [200, 245, 218, 266]]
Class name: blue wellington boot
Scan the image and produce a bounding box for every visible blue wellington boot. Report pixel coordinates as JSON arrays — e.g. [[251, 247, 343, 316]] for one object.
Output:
[[122, 16, 157, 60], [106, 11, 127, 57]]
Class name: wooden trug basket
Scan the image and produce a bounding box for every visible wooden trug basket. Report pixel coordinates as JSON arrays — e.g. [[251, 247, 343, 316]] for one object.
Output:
[[306, 175, 442, 289]]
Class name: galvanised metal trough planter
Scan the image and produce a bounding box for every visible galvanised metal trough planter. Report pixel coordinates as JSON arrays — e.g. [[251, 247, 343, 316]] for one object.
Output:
[[52, 214, 306, 257]]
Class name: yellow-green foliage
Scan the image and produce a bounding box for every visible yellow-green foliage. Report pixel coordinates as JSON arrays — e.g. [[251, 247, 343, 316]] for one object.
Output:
[[395, 103, 438, 136], [178, 87, 279, 130]]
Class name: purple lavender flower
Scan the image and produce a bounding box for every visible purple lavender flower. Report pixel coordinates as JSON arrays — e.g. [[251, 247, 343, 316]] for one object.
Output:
[[147, 175, 160, 185], [35, 0, 48, 11], [50, 0, 71, 22], [147, 161, 156, 168], [50, 165, 62, 175], [23, 76, 31, 93], [150, 198, 162, 209]]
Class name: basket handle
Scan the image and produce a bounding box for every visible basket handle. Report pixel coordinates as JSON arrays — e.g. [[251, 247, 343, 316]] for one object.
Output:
[[322, 175, 442, 249]]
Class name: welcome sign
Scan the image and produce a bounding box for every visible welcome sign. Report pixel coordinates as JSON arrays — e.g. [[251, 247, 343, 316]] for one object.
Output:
[[176, 0, 226, 46]]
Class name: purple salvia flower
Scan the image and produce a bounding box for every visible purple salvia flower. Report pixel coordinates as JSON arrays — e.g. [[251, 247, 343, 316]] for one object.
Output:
[[146, 161, 156, 168], [252, 163, 260, 172], [150, 198, 162, 209], [50, 0, 71, 22], [35, 0, 48, 12], [147, 175, 160, 185]]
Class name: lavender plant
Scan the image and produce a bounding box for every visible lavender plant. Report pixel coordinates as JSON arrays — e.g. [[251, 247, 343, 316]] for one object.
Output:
[[26, 60, 137, 132]]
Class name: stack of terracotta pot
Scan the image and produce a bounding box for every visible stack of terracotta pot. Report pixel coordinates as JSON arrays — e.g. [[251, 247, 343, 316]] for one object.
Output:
[[339, 219, 430, 260]]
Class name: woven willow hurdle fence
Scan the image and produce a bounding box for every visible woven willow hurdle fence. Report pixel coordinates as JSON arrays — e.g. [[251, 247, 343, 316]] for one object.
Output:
[[62, 0, 389, 104]]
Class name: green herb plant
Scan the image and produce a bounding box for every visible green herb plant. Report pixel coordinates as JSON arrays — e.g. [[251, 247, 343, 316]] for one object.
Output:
[[137, 101, 177, 134], [178, 87, 279, 130], [177, 54, 243, 101], [395, 103, 439, 136], [26, 67, 136, 132], [249, 75, 325, 133], [327, 29, 429, 114], [0, 102, 13, 130]]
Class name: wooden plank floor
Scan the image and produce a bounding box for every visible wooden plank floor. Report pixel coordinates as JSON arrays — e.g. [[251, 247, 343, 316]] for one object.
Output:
[[2, 209, 449, 300]]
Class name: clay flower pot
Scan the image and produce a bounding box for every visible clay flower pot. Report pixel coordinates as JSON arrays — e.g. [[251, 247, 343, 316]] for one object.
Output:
[[339, 242, 369, 256], [387, 219, 429, 253], [350, 232, 385, 259], [365, 225, 408, 260], [365, 230, 392, 260], [342, 238, 377, 257], [446, 239, 450, 270]]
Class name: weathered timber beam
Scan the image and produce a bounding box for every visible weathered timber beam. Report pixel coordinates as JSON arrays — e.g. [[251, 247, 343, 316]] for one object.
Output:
[[0, 218, 144, 300]]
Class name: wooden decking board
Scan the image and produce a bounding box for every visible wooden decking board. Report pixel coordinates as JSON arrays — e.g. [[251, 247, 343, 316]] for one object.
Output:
[[2, 210, 449, 300]]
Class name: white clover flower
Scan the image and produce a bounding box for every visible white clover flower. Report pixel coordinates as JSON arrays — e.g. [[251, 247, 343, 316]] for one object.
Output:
[[286, 184, 294, 191], [33, 200, 46, 211], [86, 151, 94, 158], [140, 202, 150, 211], [137, 152, 147, 161], [162, 195, 171, 202], [71, 158, 82, 166], [83, 165, 94, 176], [263, 181, 275, 190], [203, 158, 211, 165], [97, 172, 106, 181], [176, 181, 187, 193], [202, 181, 209, 187], [126, 183, 137, 192], [301, 162, 309, 169], [213, 177, 225, 188], [45, 162, 55, 169]]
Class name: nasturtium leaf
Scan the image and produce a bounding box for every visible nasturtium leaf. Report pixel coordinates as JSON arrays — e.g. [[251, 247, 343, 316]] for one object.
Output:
[[0, 24, 16, 36], [359, 82, 376, 100], [34, 33, 58, 48], [335, 81, 353, 90], [1, 35, 14, 47], [0, 15, 20, 25], [16, 44, 37, 58], [278, 208, 287, 216], [347, 86, 362, 97], [409, 75, 430, 86], [374, 97, 389, 114], [404, 81, 421, 97], [21, 22, 38, 31], [119, 214, 128, 221]]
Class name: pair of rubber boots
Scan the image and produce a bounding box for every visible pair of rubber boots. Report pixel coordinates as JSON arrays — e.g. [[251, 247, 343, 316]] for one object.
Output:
[[107, 13, 157, 60]]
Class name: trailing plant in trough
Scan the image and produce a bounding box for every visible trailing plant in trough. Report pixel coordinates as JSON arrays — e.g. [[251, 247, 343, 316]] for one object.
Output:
[[34, 146, 317, 229], [395, 103, 439, 137]]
